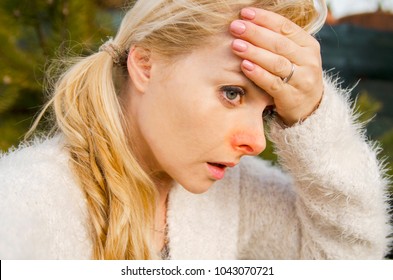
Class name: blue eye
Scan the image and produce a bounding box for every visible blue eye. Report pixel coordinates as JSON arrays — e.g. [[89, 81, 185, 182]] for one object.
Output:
[[221, 86, 245, 105]]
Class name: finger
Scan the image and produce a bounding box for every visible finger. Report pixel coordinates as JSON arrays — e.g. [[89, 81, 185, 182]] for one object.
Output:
[[232, 39, 299, 81], [230, 20, 305, 65], [240, 59, 292, 99], [240, 7, 316, 47], [241, 59, 323, 126]]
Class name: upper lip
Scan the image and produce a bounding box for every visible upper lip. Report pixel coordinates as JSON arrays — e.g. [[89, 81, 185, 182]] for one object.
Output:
[[208, 162, 237, 168]]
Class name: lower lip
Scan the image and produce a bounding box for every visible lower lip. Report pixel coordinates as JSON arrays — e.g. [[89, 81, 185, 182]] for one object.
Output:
[[206, 163, 226, 180]]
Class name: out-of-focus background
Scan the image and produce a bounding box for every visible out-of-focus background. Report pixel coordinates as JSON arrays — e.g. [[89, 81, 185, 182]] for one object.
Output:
[[0, 0, 392, 256]]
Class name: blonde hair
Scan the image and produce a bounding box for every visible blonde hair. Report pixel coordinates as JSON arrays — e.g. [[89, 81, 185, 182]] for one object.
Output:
[[30, 0, 327, 259]]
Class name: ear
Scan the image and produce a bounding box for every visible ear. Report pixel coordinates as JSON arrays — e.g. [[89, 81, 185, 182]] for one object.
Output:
[[127, 46, 152, 93]]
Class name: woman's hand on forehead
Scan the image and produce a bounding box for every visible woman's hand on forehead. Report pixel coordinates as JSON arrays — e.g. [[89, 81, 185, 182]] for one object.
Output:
[[229, 7, 323, 126]]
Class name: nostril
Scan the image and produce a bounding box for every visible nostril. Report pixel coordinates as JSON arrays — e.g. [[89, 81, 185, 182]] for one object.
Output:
[[239, 145, 254, 154]]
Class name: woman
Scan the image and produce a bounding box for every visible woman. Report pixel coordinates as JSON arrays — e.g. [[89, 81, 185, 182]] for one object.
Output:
[[0, 0, 391, 259]]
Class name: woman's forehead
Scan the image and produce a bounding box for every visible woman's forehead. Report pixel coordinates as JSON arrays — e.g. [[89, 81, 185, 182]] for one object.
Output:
[[181, 34, 242, 71]]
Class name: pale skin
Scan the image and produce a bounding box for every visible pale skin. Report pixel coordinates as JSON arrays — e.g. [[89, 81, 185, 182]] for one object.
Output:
[[124, 7, 323, 252]]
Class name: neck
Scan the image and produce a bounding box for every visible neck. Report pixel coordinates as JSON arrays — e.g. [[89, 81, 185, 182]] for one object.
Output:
[[153, 172, 173, 208]]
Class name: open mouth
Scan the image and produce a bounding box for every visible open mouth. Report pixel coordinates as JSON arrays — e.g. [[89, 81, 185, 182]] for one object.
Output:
[[206, 162, 227, 180], [208, 162, 227, 169]]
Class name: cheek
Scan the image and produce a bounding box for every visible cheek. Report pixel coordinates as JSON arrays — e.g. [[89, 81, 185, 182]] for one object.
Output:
[[138, 86, 214, 157], [155, 88, 221, 138]]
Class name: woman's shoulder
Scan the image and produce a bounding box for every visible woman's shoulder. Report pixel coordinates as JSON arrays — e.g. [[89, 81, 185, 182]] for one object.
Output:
[[0, 136, 72, 191], [0, 136, 91, 259], [2, 135, 62, 162]]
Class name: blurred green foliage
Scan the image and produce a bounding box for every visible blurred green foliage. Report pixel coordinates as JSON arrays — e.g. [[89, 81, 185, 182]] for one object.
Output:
[[357, 92, 393, 183], [0, 0, 122, 150]]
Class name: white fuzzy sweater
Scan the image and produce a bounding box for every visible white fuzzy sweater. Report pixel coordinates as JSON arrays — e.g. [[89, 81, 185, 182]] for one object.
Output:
[[0, 78, 391, 259]]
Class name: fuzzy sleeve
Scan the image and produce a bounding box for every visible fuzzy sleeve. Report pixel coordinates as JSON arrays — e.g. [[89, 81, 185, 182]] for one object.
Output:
[[238, 75, 392, 259]]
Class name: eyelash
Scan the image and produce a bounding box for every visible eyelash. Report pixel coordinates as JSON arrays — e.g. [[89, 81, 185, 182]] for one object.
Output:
[[262, 105, 276, 120], [219, 86, 246, 106], [219, 85, 276, 120]]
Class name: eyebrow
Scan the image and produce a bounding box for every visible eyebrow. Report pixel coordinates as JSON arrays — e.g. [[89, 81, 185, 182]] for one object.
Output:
[[223, 66, 243, 74], [222, 67, 273, 102], [222, 66, 255, 87]]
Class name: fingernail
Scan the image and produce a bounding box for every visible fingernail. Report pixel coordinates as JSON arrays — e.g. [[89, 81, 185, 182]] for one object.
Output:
[[242, 60, 255, 71], [241, 8, 256, 20], [232, 39, 247, 52], [230, 20, 246, 35]]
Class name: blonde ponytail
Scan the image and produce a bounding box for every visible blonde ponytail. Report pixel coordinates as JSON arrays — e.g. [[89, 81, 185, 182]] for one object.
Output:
[[52, 52, 157, 259]]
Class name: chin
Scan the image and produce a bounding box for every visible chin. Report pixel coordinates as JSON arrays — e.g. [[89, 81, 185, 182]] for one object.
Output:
[[178, 179, 215, 194]]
